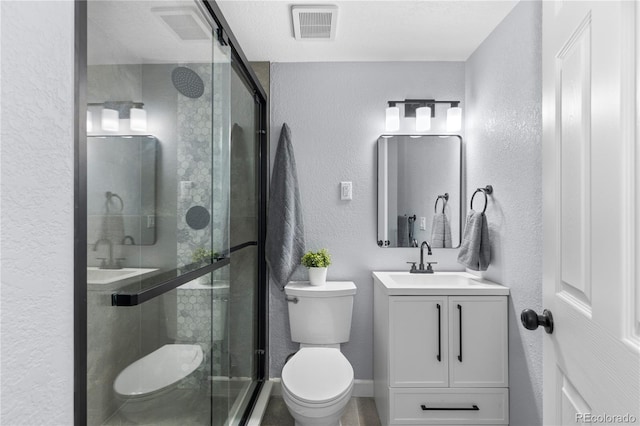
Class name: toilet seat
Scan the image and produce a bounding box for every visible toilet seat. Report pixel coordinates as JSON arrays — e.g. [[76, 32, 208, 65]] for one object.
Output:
[[281, 347, 354, 406], [114, 344, 203, 399]]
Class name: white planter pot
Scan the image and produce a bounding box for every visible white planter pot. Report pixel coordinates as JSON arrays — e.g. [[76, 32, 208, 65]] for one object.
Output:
[[308, 267, 328, 286]]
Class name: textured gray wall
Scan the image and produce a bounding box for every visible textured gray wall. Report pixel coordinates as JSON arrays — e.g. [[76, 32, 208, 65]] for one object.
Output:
[[465, 2, 543, 425], [0, 1, 75, 424], [269, 62, 466, 379]]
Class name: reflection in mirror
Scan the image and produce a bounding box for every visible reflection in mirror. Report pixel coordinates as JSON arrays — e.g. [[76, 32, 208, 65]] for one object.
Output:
[[87, 135, 157, 246], [377, 135, 462, 248]]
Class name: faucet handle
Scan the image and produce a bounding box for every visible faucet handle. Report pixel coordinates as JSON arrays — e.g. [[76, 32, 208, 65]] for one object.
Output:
[[425, 261, 438, 273], [96, 257, 107, 268], [116, 258, 125, 268], [406, 261, 417, 272]]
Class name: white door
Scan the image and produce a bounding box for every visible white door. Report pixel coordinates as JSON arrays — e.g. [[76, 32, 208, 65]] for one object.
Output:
[[541, 1, 639, 425]]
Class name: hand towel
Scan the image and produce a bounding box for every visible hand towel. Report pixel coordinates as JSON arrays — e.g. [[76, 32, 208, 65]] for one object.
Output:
[[457, 211, 491, 271], [397, 215, 409, 247], [430, 213, 452, 248], [266, 123, 306, 289]]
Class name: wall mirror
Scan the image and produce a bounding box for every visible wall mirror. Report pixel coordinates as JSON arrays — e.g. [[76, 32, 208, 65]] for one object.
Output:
[[377, 135, 462, 248], [87, 135, 157, 246]]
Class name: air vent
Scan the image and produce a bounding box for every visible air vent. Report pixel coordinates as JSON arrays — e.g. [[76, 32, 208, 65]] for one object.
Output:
[[292, 5, 338, 40], [152, 7, 210, 41]]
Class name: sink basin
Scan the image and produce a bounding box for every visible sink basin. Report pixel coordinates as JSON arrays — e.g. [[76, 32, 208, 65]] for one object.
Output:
[[87, 267, 159, 285], [372, 271, 509, 295]]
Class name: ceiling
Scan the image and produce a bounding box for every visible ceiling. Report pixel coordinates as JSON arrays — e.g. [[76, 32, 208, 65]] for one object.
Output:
[[216, 0, 520, 62]]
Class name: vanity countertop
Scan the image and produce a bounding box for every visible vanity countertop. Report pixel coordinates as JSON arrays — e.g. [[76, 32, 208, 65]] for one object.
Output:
[[372, 271, 509, 296]]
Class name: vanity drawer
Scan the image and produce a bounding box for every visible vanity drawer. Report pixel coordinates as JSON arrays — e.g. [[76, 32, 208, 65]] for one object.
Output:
[[389, 388, 509, 424]]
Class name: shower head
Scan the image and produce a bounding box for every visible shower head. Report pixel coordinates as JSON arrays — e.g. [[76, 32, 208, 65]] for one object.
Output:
[[171, 67, 204, 99]]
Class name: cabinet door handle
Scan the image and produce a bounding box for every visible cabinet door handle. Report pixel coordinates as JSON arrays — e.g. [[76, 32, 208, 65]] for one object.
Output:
[[421, 404, 479, 411], [457, 304, 463, 362], [436, 304, 442, 362]]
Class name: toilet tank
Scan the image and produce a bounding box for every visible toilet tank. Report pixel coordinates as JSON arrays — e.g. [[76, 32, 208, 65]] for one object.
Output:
[[285, 281, 356, 345]]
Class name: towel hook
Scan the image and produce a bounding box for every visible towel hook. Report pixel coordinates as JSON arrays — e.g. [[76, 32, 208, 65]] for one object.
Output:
[[105, 191, 124, 212], [470, 185, 493, 214], [434, 193, 449, 214]]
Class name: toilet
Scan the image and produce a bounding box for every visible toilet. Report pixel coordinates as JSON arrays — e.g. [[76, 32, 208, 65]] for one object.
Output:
[[113, 343, 204, 422], [281, 281, 357, 426]]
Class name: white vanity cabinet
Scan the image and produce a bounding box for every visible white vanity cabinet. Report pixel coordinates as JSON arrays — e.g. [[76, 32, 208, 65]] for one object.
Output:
[[373, 272, 510, 425]]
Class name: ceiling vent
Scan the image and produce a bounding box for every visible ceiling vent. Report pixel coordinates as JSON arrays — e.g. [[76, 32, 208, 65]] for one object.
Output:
[[152, 7, 210, 41], [292, 5, 338, 40]]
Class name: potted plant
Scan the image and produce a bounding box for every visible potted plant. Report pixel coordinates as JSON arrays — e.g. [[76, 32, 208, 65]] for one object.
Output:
[[301, 248, 332, 286]]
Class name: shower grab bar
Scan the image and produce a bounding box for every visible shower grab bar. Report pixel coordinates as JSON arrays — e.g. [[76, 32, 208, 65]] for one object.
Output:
[[111, 240, 257, 306]]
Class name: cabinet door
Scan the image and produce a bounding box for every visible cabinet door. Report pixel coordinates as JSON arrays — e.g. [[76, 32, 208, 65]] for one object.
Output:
[[390, 296, 448, 387], [449, 296, 508, 387]]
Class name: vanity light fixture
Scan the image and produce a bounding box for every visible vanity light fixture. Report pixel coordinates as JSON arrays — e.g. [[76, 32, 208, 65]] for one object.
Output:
[[89, 101, 146, 133], [385, 105, 400, 132], [446, 106, 462, 132], [385, 99, 461, 132]]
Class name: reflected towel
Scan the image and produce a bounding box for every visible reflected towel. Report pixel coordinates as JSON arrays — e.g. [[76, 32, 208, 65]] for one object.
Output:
[[266, 123, 306, 289], [457, 211, 491, 271], [430, 213, 452, 248], [397, 216, 409, 247]]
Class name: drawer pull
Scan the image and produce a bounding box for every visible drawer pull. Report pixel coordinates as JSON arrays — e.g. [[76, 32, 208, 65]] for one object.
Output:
[[457, 304, 463, 362], [420, 404, 479, 411], [436, 304, 442, 362]]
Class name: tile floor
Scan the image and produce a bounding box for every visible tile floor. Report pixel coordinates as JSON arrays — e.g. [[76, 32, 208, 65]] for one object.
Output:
[[261, 396, 381, 426]]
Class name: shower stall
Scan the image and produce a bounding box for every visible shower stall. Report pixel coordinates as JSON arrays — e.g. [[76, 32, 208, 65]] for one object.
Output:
[[75, 1, 267, 424]]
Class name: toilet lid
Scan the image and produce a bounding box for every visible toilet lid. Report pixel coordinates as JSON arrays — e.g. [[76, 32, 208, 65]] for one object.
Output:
[[114, 344, 203, 397], [281, 348, 354, 404]]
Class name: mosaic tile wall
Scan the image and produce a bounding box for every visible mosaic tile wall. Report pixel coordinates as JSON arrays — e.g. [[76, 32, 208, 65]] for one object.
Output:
[[175, 61, 231, 381], [175, 62, 229, 269]]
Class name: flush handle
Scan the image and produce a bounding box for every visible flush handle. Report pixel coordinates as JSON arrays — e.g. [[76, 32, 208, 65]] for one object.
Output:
[[286, 296, 299, 304], [521, 309, 554, 334]]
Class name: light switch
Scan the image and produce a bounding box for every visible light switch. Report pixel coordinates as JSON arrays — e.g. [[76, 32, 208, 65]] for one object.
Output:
[[340, 181, 352, 200], [180, 180, 193, 200], [420, 216, 427, 230]]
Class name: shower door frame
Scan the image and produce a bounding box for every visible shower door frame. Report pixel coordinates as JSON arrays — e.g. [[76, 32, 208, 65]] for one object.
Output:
[[73, 1, 269, 424]]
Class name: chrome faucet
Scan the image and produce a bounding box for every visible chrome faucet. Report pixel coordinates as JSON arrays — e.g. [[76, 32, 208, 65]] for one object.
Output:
[[409, 241, 437, 274], [93, 238, 123, 269]]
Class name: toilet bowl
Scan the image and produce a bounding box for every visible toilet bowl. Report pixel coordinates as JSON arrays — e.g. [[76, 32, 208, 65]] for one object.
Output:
[[113, 344, 204, 422], [281, 347, 354, 426], [282, 281, 357, 426]]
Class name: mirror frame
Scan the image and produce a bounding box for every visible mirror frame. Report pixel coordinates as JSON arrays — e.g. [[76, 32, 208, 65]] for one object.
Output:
[[377, 134, 463, 249]]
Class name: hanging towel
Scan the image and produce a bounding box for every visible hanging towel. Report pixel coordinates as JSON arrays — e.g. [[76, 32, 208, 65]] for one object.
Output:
[[430, 213, 452, 248], [457, 211, 491, 271], [266, 123, 306, 289], [397, 216, 409, 247]]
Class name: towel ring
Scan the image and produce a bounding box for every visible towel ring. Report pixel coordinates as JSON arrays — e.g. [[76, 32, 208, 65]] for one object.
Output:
[[106, 191, 124, 212], [434, 193, 449, 214], [470, 185, 493, 213]]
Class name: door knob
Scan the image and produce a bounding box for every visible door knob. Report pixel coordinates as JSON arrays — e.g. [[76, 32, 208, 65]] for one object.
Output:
[[520, 309, 554, 334]]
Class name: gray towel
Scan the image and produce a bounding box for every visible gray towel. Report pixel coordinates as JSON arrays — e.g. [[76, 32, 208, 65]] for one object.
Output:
[[397, 216, 409, 247], [457, 211, 490, 271], [430, 213, 452, 248], [266, 124, 305, 289]]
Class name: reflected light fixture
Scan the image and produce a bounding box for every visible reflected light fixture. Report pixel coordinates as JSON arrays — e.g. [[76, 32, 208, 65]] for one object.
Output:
[[384, 99, 461, 132], [89, 101, 146, 133], [101, 108, 119, 132], [86, 110, 93, 132], [130, 107, 147, 132]]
